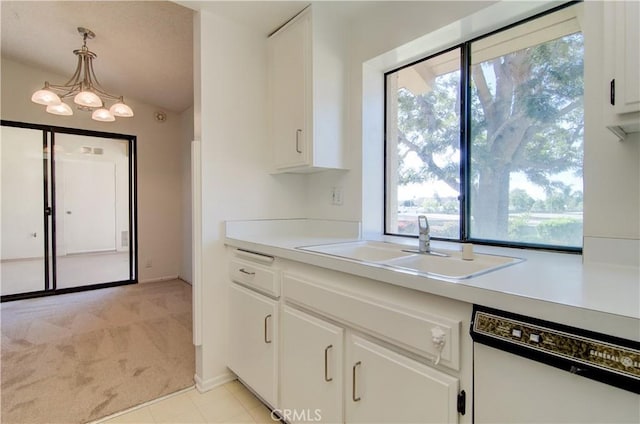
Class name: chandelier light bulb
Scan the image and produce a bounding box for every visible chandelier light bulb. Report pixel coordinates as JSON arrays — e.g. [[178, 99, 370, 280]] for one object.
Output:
[[74, 90, 102, 108], [46, 103, 73, 116], [92, 108, 115, 122], [31, 89, 61, 106], [110, 102, 134, 117]]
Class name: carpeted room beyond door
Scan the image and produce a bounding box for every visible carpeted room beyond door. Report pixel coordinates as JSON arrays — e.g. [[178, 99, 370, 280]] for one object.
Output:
[[1, 279, 195, 424]]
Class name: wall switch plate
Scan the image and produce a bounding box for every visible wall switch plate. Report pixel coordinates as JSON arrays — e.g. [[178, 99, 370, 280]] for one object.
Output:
[[331, 186, 343, 205]]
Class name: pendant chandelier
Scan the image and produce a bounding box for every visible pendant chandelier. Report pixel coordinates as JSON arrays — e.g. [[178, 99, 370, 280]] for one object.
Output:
[[31, 27, 133, 122]]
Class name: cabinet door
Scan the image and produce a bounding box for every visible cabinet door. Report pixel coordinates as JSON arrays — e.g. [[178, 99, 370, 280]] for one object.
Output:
[[281, 306, 343, 424], [346, 334, 459, 424], [614, 0, 640, 114], [228, 283, 278, 406], [269, 12, 309, 169]]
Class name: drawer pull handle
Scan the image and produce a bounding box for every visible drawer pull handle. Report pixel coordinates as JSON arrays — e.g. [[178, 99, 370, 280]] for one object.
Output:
[[239, 268, 255, 276], [352, 361, 361, 402], [324, 345, 333, 382], [264, 314, 272, 344], [296, 129, 303, 153]]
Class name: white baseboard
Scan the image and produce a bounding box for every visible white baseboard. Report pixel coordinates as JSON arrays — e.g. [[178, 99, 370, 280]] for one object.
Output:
[[138, 274, 179, 284], [178, 275, 193, 285], [194, 371, 235, 393]]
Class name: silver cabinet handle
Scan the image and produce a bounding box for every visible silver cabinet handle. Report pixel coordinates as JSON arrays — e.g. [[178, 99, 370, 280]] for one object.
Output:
[[324, 345, 333, 382], [239, 268, 255, 276], [264, 314, 272, 344], [295, 129, 303, 153], [352, 361, 361, 402]]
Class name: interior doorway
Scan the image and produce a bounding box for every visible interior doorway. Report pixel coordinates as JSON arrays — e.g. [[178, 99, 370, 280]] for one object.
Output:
[[60, 160, 117, 255], [0, 120, 137, 300]]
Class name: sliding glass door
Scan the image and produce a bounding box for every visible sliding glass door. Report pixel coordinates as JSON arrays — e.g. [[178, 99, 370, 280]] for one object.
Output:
[[54, 133, 133, 289], [1, 125, 49, 296], [0, 121, 137, 300]]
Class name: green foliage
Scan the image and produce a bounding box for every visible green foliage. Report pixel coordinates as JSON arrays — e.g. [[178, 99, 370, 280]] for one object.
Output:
[[421, 197, 458, 214], [509, 189, 535, 212], [537, 218, 582, 246], [507, 214, 583, 246], [508, 214, 538, 241], [529, 185, 583, 213], [436, 221, 460, 239]]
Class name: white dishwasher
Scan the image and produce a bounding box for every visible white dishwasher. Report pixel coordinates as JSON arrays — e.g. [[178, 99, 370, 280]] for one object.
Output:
[[470, 305, 639, 423]]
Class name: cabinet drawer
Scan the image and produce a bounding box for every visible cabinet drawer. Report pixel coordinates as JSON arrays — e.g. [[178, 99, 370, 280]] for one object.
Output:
[[283, 273, 461, 370], [229, 258, 280, 297]]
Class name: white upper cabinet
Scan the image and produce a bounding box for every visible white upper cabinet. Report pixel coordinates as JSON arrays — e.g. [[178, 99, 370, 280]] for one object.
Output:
[[604, 0, 640, 139], [268, 5, 347, 172], [612, 0, 640, 115]]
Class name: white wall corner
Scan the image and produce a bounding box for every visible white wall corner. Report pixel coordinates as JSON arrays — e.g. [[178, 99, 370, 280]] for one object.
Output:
[[194, 371, 236, 393]]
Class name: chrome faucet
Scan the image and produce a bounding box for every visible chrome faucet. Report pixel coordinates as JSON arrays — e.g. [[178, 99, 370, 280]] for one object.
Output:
[[418, 215, 430, 253]]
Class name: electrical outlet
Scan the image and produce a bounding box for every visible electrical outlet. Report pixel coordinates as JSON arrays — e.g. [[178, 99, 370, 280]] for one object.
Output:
[[145, 259, 152, 268], [331, 186, 344, 205]]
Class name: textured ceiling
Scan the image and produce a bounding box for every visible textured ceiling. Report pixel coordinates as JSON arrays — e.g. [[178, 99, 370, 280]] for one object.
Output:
[[1, 1, 195, 113]]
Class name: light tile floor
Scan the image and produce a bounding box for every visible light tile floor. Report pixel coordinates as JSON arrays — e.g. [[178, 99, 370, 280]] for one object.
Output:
[[96, 380, 278, 424]]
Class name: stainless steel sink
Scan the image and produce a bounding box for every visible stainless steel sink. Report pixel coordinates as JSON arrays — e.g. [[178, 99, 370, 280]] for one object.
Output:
[[297, 240, 523, 279]]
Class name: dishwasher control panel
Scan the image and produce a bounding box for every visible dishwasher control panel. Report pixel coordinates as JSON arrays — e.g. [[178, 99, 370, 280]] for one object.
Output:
[[470, 305, 640, 394]]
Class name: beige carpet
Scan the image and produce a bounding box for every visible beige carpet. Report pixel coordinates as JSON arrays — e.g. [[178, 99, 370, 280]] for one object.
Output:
[[1, 279, 195, 424]]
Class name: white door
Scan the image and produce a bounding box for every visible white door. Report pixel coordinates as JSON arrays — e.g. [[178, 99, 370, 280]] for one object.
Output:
[[281, 306, 343, 424], [228, 283, 278, 407], [346, 334, 459, 424], [61, 160, 116, 254]]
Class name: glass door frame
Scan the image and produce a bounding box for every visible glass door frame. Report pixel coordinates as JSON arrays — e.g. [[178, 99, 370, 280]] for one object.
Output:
[[1, 120, 138, 301]]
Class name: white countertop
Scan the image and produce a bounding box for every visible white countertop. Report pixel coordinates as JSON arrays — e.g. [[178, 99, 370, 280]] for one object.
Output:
[[224, 219, 640, 341]]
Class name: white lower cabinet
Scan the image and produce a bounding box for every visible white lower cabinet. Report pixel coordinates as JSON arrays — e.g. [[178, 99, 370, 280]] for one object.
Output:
[[281, 306, 344, 423], [346, 334, 459, 424], [227, 255, 468, 423], [228, 283, 278, 407], [280, 305, 460, 424]]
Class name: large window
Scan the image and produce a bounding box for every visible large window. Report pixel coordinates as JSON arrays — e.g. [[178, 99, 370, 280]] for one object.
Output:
[[385, 4, 583, 250]]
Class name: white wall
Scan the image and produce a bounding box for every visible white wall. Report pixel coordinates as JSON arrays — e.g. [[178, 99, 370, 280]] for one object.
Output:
[[194, 10, 307, 388], [1, 57, 185, 282], [180, 106, 194, 284]]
